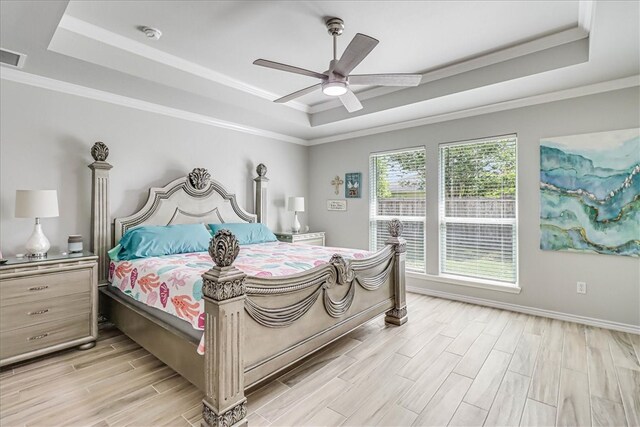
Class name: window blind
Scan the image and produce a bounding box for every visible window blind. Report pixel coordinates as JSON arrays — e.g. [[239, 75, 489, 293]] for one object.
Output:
[[439, 136, 517, 283], [369, 148, 426, 272]]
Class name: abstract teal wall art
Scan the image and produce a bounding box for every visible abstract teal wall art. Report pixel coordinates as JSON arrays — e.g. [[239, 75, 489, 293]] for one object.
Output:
[[540, 128, 640, 257]]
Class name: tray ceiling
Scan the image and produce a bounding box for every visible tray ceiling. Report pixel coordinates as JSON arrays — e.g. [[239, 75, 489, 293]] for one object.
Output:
[[61, 0, 580, 107], [1, 1, 638, 144]]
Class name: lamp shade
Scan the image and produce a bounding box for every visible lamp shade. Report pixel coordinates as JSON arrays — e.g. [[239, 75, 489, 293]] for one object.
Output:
[[288, 197, 305, 212], [15, 190, 59, 218]]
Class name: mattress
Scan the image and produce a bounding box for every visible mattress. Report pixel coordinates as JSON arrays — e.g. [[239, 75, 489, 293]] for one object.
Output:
[[104, 285, 203, 342], [108, 241, 371, 353]]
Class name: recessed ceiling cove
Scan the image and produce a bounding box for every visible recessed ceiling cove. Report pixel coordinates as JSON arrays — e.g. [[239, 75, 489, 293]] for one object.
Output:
[[52, 0, 581, 109], [2, 0, 638, 143]]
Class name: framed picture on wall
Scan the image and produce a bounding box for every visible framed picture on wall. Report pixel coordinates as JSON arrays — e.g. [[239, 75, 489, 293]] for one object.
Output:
[[540, 128, 639, 257], [345, 172, 361, 198]]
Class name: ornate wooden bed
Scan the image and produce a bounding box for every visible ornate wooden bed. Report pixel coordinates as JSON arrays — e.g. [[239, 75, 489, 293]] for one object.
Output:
[[88, 142, 408, 427]]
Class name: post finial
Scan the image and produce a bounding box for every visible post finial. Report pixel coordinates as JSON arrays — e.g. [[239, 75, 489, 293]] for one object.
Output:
[[209, 230, 240, 267], [388, 219, 403, 238], [188, 168, 211, 190], [254, 163, 269, 224], [91, 141, 109, 162]]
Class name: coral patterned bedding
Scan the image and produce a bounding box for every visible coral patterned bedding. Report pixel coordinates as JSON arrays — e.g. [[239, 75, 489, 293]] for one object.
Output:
[[108, 241, 371, 354]]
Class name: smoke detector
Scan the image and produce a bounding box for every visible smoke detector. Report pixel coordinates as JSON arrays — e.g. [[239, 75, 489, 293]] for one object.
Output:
[[140, 26, 162, 40]]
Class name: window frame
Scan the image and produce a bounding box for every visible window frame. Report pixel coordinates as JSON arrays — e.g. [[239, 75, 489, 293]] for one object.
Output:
[[369, 146, 427, 273], [437, 134, 519, 286]]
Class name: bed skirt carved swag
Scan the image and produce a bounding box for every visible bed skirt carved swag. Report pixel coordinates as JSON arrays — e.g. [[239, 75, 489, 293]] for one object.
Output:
[[88, 142, 408, 427]]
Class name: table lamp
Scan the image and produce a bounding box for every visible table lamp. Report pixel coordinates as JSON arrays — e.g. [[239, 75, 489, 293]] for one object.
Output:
[[288, 196, 305, 233], [15, 190, 59, 258]]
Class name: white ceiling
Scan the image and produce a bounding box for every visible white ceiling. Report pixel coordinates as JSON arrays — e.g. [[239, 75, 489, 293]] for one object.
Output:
[[0, 1, 638, 144], [62, 0, 580, 106]]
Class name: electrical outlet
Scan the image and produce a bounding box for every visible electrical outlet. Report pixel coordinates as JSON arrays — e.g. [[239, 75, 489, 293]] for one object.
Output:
[[577, 281, 587, 294]]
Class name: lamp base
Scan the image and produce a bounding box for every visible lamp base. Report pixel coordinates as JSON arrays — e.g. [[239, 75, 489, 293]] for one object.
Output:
[[291, 212, 301, 233], [25, 219, 51, 259]]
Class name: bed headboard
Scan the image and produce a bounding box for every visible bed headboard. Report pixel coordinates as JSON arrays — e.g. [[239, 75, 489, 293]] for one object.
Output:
[[113, 168, 257, 243], [88, 142, 269, 284]]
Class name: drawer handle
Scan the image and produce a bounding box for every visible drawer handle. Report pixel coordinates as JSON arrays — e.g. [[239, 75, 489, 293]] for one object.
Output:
[[27, 309, 49, 316], [27, 333, 49, 341], [28, 285, 49, 291]]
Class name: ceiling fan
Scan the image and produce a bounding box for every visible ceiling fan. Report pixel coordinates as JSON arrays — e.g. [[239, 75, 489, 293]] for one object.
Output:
[[253, 17, 422, 112]]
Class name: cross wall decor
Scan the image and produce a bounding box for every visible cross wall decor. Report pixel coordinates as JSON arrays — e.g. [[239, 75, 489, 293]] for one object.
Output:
[[331, 175, 344, 195]]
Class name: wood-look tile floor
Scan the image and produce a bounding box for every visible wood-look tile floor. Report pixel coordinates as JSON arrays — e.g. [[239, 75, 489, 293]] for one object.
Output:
[[1, 293, 639, 427]]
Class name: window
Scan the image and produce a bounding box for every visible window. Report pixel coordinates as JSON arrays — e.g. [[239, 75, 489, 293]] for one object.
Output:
[[439, 136, 517, 284], [369, 148, 426, 272]]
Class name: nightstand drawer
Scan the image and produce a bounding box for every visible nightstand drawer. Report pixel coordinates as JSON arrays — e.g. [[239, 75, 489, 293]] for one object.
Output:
[[0, 314, 91, 360], [275, 231, 325, 246], [0, 269, 91, 307], [299, 233, 324, 240], [296, 237, 325, 246], [0, 292, 91, 332]]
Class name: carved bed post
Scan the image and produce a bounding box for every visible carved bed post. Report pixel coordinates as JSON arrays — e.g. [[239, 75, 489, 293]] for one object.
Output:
[[254, 163, 268, 224], [88, 142, 113, 284], [384, 219, 408, 326], [201, 230, 248, 427]]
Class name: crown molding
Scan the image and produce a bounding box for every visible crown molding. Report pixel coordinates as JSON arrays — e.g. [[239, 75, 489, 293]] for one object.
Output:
[[56, 15, 311, 113], [0, 66, 308, 145], [2, 66, 636, 148], [578, 0, 595, 33], [307, 75, 640, 145]]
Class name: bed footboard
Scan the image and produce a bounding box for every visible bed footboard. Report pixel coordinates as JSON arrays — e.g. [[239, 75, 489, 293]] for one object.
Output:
[[201, 221, 407, 427]]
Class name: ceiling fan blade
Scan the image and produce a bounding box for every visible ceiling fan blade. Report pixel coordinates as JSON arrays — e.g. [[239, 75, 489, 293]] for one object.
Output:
[[349, 74, 422, 86], [333, 33, 379, 77], [274, 83, 322, 103], [253, 59, 327, 80], [338, 89, 363, 113]]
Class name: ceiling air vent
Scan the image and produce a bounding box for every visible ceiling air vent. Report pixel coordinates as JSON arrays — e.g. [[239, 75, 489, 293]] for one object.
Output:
[[0, 48, 26, 68]]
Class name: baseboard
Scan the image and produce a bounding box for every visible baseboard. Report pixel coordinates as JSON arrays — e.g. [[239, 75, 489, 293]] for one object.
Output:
[[407, 285, 640, 335]]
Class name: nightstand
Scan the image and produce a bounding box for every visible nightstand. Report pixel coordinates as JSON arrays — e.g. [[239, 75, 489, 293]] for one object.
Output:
[[275, 231, 325, 246], [0, 251, 98, 367]]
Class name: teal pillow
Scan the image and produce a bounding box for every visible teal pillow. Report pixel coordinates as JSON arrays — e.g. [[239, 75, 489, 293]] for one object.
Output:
[[208, 223, 277, 245], [108, 244, 123, 261], [112, 224, 211, 260]]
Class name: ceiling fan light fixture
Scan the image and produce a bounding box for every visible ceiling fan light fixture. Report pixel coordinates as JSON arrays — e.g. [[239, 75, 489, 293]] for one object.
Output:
[[254, 17, 419, 112], [322, 81, 348, 96]]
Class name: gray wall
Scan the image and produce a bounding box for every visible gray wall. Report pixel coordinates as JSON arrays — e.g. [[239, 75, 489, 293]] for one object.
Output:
[[0, 80, 309, 255], [1, 78, 638, 328], [308, 88, 640, 328]]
